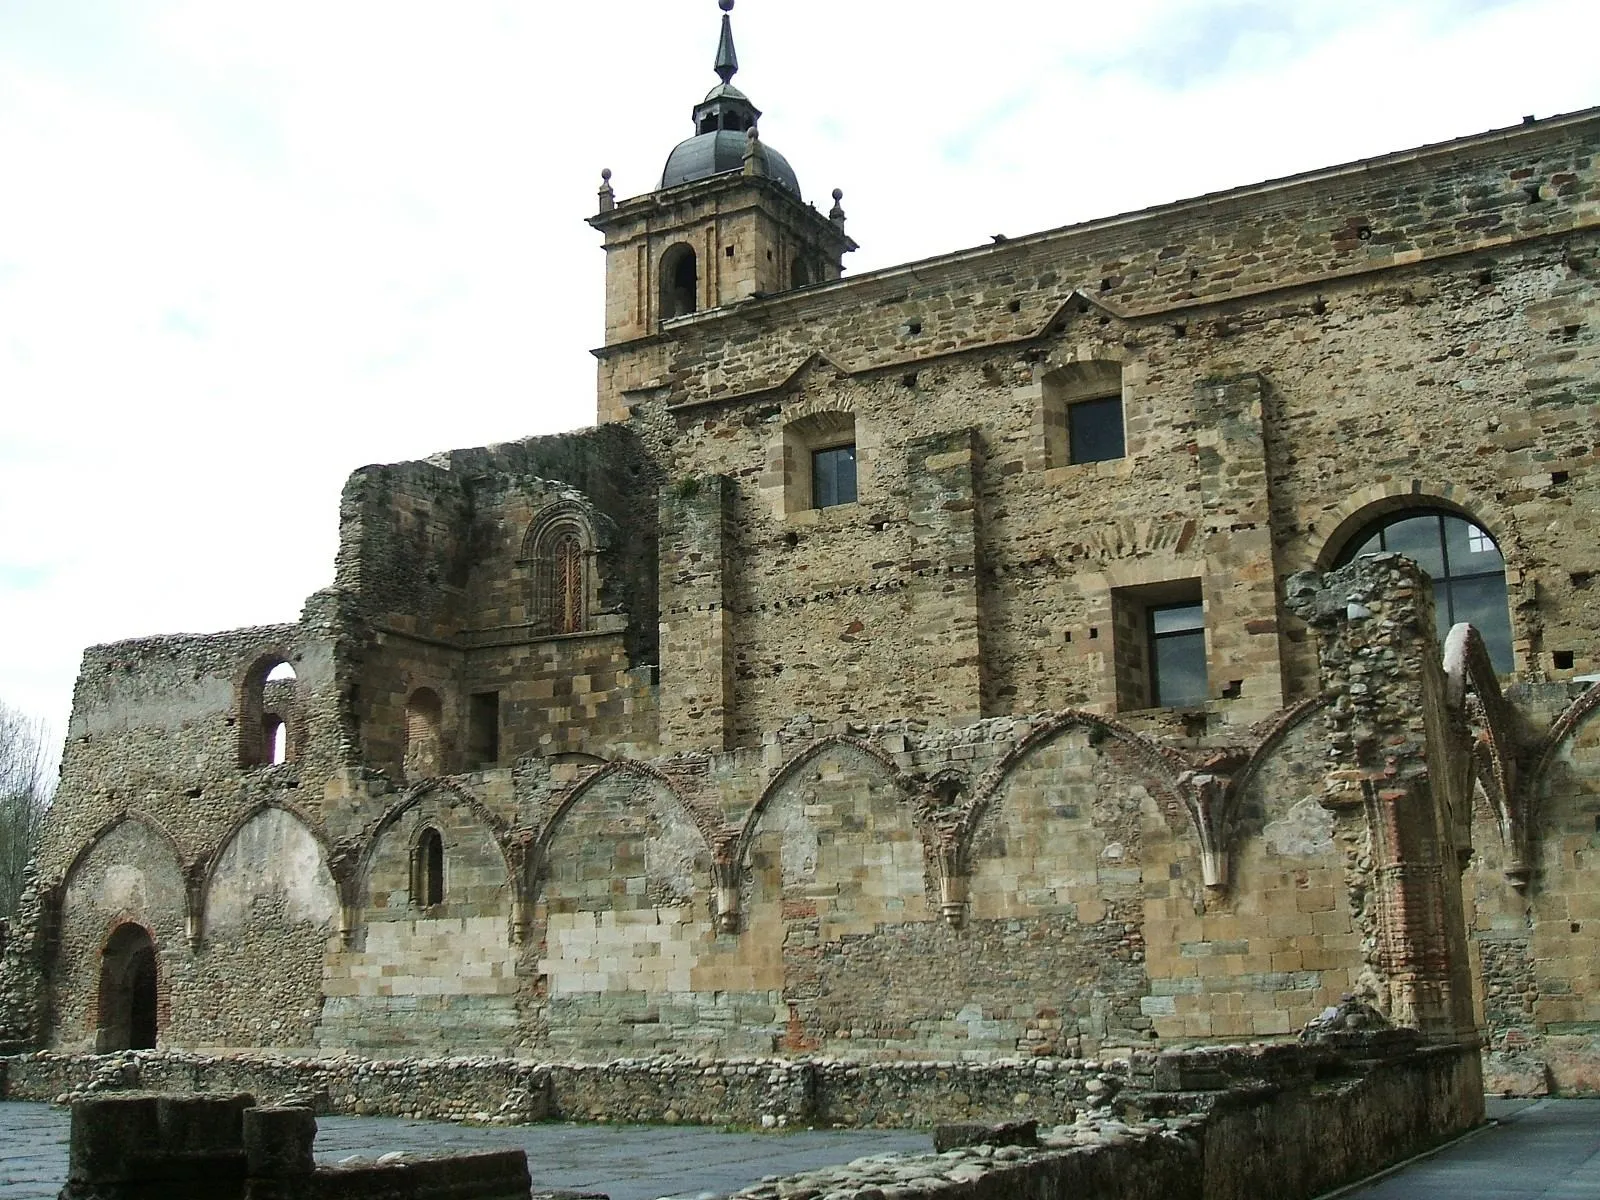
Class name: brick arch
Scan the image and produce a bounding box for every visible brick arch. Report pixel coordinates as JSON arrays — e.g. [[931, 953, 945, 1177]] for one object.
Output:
[[234, 642, 300, 769], [530, 760, 713, 898], [960, 711, 1189, 855], [734, 735, 922, 870], [1305, 481, 1519, 573]]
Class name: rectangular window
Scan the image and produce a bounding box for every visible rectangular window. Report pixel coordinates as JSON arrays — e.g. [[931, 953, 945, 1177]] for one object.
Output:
[[1149, 602, 1207, 707], [1068, 396, 1125, 464], [811, 444, 858, 508], [468, 691, 500, 768]]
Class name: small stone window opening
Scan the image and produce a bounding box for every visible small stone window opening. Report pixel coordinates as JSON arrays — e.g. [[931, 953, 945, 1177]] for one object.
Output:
[[468, 692, 500, 768], [1110, 579, 1205, 711], [239, 654, 297, 768], [1068, 396, 1126, 464], [264, 715, 287, 766], [412, 828, 445, 909], [1041, 361, 1126, 469], [660, 243, 698, 321], [812, 444, 858, 509]]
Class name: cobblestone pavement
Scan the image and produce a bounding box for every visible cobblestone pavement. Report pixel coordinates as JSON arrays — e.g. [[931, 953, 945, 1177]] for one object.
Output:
[[0, 1100, 923, 1200], [1340, 1097, 1600, 1199], [6, 1097, 1599, 1199]]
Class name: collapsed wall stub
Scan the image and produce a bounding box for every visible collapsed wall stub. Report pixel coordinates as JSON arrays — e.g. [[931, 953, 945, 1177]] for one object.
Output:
[[1285, 554, 1479, 1041]]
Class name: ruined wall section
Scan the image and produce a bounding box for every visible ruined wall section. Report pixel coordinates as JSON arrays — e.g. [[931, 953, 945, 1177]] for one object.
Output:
[[337, 425, 666, 777], [44, 624, 329, 876]]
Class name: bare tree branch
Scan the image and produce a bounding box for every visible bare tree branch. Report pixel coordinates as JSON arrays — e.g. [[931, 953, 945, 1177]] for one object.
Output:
[[0, 701, 56, 920]]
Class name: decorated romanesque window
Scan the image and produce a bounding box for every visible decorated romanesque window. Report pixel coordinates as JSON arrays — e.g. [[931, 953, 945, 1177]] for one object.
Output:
[[552, 532, 585, 633], [1335, 509, 1512, 672], [521, 502, 599, 638]]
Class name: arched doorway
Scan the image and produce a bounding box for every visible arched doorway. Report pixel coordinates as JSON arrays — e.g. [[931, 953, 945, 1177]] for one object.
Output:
[[98, 923, 158, 1050]]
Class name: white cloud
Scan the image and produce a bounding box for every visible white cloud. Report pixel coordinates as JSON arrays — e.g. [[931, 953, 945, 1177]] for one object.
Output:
[[1, 0, 1596, 735]]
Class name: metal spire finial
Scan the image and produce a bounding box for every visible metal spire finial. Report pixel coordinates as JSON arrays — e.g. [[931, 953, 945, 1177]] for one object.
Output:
[[714, 0, 739, 86]]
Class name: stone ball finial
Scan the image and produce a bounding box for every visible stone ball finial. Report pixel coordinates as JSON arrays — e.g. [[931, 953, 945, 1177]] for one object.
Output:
[[601, 167, 612, 182], [832, 188, 843, 201], [720, 0, 734, 11]]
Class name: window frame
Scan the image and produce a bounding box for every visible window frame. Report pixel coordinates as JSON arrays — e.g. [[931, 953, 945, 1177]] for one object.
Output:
[[1147, 601, 1208, 708]]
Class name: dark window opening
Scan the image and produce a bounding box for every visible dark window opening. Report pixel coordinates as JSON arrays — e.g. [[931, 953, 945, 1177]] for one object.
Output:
[[1069, 396, 1126, 464], [468, 692, 500, 768], [1150, 602, 1208, 707], [791, 257, 812, 289], [812, 445, 857, 509], [1554, 650, 1575, 670], [660, 244, 698, 321], [1335, 509, 1512, 672], [413, 827, 445, 909]]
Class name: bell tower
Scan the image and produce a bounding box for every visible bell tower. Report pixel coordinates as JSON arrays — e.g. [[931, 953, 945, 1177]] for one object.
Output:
[[589, 0, 856, 422]]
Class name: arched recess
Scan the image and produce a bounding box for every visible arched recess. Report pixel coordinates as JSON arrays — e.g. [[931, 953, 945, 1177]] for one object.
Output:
[[531, 765, 715, 1028], [98, 922, 159, 1051], [319, 780, 518, 1055], [358, 778, 511, 903], [201, 804, 339, 937], [521, 500, 606, 636], [659, 241, 698, 321], [963, 711, 1189, 851], [236, 647, 299, 768], [57, 814, 188, 1051]]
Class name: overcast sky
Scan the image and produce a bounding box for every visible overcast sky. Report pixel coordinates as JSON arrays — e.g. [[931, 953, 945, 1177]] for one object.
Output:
[[2, 0, 1597, 739]]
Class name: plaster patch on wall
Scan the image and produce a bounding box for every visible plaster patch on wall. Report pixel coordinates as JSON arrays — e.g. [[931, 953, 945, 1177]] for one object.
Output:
[[101, 864, 149, 913], [643, 789, 703, 903], [205, 808, 337, 931], [1264, 797, 1336, 859]]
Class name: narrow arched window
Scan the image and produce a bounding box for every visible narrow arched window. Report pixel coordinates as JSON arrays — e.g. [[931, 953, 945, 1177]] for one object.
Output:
[[553, 534, 585, 634], [1334, 508, 1513, 672], [264, 715, 287, 765], [412, 827, 444, 909], [240, 654, 296, 768], [660, 243, 698, 321]]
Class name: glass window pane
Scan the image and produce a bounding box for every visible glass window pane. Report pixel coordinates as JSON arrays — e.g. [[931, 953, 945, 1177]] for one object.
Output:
[[1374, 514, 1447, 577], [1442, 514, 1503, 572], [812, 445, 856, 509], [1151, 602, 1204, 635], [1068, 396, 1125, 464], [1153, 629, 1207, 707], [1444, 576, 1515, 674]]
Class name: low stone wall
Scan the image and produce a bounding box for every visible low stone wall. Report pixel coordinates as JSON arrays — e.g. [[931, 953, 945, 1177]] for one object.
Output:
[[3, 1036, 1485, 1200], [2, 1050, 1142, 1129]]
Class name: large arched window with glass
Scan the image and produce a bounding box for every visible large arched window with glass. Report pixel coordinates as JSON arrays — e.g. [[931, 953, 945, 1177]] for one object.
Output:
[[1334, 509, 1513, 672]]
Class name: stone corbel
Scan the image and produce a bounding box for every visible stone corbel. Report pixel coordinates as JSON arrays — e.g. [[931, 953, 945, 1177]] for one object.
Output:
[[503, 833, 533, 945], [183, 859, 208, 953], [712, 835, 742, 934], [934, 836, 968, 929], [1177, 770, 1234, 890], [326, 837, 364, 950]]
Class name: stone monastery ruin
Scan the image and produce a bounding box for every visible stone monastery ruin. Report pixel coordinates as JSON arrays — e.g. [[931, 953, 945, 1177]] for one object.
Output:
[[3, 2, 1599, 1100]]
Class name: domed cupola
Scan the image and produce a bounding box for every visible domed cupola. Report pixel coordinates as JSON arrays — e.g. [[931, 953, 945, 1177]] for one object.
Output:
[[660, 0, 801, 197]]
